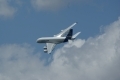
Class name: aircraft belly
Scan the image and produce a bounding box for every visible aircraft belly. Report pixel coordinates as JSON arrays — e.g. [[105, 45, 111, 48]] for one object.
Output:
[[48, 38, 64, 43], [37, 37, 65, 43], [37, 40, 49, 43]]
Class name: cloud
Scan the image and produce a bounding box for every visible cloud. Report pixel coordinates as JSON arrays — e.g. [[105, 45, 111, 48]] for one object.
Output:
[[0, 0, 16, 17], [31, 0, 80, 11], [0, 17, 120, 80], [51, 18, 120, 80]]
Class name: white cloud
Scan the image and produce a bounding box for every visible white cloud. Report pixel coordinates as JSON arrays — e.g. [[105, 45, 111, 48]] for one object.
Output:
[[0, 17, 120, 80], [0, 0, 16, 17], [31, 0, 79, 11]]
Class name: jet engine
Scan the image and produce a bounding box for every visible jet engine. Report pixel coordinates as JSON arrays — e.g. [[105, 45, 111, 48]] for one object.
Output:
[[43, 46, 47, 49], [44, 49, 47, 53], [43, 46, 47, 53]]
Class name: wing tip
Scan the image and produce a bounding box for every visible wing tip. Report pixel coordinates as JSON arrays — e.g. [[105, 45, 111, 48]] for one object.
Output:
[[75, 22, 78, 24]]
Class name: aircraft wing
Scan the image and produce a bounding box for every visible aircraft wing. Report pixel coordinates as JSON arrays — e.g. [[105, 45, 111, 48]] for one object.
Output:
[[55, 22, 77, 37], [46, 43, 56, 54]]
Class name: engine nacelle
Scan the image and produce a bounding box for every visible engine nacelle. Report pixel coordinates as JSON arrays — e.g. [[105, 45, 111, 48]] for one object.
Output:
[[61, 30, 63, 31], [43, 46, 47, 49], [43, 46, 47, 53], [44, 49, 47, 53]]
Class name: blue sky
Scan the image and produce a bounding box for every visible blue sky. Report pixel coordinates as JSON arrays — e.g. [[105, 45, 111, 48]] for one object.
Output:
[[0, 0, 119, 44], [0, 0, 120, 53], [0, 0, 120, 80]]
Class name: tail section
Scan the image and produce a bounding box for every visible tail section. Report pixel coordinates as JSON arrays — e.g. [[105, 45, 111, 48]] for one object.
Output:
[[72, 32, 81, 39], [64, 30, 80, 42], [67, 31, 80, 43], [66, 29, 73, 39], [64, 29, 73, 42]]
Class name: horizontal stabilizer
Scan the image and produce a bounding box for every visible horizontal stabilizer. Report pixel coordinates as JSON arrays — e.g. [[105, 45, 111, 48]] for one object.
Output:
[[72, 32, 81, 39]]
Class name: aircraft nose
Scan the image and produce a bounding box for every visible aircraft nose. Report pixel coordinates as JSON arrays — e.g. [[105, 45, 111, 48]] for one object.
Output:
[[36, 38, 40, 43]]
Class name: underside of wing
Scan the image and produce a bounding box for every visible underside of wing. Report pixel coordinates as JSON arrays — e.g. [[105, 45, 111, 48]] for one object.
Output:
[[45, 43, 56, 54]]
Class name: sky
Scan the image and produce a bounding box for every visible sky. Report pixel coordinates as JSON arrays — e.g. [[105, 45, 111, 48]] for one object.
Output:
[[0, 0, 120, 80]]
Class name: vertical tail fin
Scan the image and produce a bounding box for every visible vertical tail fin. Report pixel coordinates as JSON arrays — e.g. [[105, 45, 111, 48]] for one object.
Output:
[[66, 29, 73, 39], [64, 29, 73, 42]]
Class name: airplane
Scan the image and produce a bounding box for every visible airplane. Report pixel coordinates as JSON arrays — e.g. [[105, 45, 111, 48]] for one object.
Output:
[[36, 22, 80, 54]]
